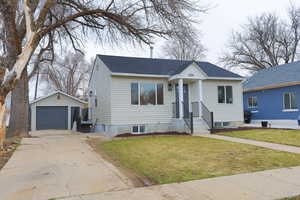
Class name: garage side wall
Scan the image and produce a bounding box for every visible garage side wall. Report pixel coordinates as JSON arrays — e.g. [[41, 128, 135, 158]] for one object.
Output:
[[31, 93, 85, 131]]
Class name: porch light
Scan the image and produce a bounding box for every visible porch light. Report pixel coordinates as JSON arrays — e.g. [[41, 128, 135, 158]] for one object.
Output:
[[89, 91, 93, 97]]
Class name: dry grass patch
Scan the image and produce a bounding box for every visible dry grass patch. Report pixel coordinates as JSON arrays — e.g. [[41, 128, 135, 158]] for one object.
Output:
[[0, 137, 21, 170], [220, 129, 300, 147], [89, 136, 300, 184]]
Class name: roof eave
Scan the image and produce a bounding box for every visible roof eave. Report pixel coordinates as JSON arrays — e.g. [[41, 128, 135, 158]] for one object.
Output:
[[207, 77, 244, 81], [111, 72, 170, 78]]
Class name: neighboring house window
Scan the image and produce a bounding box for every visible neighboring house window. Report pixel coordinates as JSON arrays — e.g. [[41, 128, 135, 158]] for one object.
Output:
[[248, 96, 258, 108], [283, 92, 298, 110], [131, 82, 164, 105], [131, 83, 139, 105], [218, 86, 233, 104]]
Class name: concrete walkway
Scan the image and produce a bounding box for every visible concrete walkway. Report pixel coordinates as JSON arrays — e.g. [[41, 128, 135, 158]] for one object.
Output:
[[60, 166, 300, 200], [200, 134, 300, 154], [0, 131, 134, 200]]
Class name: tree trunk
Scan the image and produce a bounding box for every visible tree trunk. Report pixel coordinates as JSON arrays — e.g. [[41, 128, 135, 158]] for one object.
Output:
[[8, 70, 30, 137]]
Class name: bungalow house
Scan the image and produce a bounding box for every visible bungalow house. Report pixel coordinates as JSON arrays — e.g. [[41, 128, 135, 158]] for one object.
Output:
[[243, 61, 300, 128], [89, 55, 244, 137]]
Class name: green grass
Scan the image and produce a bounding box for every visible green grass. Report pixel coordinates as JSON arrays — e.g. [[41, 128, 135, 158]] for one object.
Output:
[[90, 136, 300, 184], [280, 195, 300, 200], [220, 129, 300, 147]]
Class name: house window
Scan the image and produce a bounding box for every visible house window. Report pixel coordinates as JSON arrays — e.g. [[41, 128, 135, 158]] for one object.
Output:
[[132, 125, 145, 134], [157, 83, 164, 105], [131, 83, 139, 105], [132, 126, 139, 133], [140, 83, 156, 105], [131, 82, 164, 105], [218, 86, 233, 104], [214, 122, 231, 128], [95, 97, 98, 107], [283, 92, 298, 110], [248, 96, 258, 108], [140, 125, 145, 133]]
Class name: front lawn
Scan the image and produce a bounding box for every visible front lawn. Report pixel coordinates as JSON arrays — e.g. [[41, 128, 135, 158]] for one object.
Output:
[[220, 129, 300, 147], [89, 136, 300, 184], [280, 195, 300, 200]]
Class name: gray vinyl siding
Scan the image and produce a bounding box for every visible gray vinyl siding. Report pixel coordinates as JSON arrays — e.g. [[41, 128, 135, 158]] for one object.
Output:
[[202, 79, 244, 122], [89, 57, 111, 124], [110, 76, 173, 125]]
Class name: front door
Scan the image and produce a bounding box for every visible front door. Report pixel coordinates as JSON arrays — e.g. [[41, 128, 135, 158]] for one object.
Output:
[[175, 84, 189, 118]]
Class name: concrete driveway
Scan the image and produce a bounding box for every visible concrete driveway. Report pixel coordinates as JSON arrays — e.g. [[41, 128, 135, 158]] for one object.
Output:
[[0, 131, 134, 200]]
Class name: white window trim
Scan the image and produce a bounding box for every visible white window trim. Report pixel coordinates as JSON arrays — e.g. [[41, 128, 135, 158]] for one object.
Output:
[[218, 85, 233, 104], [282, 109, 299, 112], [131, 82, 164, 106], [248, 96, 258, 108], [283, 92, 298, 110], [132, 125, 146, 134]]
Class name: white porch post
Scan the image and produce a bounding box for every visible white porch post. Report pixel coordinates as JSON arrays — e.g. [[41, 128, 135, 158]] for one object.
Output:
[[198, 80, 203, 118], [178, 79, 184, 119]]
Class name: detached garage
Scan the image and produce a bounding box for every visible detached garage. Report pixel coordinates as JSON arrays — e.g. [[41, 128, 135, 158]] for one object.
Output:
[[30, 91, 87, 131]]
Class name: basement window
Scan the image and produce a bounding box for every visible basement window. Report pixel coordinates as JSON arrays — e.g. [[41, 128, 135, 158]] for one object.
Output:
[[132, 125, 145, 134], [132, 126, 139, 133]]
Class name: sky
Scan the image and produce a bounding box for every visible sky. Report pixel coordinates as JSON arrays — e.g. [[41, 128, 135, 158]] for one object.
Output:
[[30, 0, 300, 99], [85, 0, 300, 74]]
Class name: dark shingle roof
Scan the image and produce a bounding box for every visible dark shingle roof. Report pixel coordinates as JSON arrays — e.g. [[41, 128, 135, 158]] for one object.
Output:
[[97, 55, 242, 78], [244, 61, 300, 91]]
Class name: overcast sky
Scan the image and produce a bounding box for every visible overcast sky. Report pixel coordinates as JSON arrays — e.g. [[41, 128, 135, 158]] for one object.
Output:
[[85, 0, 300, 70], [30, 0, 300, 99]]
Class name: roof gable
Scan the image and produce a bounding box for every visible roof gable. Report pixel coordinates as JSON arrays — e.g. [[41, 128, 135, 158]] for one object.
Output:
[[30, 91, 87, 105], [170, 62, 207, 80], [97, 55, 242, 79]]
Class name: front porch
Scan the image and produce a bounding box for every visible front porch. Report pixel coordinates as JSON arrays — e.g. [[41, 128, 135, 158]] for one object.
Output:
[[169, 78, 214, 132]]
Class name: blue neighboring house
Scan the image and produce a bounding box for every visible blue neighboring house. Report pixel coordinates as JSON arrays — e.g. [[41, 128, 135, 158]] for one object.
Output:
[[243, 61, 300, 127]]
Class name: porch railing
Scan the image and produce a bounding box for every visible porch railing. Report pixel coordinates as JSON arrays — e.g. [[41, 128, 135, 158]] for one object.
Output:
[[201, 102, 214, 130], [191, 102, 200, 117], [172, 102, 178, 118], [183, 112, 194, 134], [172, 101, 213, 133]]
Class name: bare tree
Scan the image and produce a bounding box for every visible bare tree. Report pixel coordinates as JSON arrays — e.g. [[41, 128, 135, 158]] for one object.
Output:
[[0, 0, 206, 148], [8, 38, 54, 138], [221, 5, 300, 73], [43, 52, 91, 97], [162, 37, 206, 60]]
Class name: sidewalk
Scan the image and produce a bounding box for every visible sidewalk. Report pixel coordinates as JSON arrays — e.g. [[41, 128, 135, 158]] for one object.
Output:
[[200, 134, 300, 154], [60, 166, 300, 200]]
